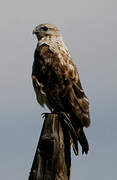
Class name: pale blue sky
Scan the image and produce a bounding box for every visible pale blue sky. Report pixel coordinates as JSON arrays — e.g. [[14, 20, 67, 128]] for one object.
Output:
[[0, 0, 117, 179]]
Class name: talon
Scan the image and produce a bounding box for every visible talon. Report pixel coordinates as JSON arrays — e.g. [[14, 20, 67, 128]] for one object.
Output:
[[41, 113, 50, 118]]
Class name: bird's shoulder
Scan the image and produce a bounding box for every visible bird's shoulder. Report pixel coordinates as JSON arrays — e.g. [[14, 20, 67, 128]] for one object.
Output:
[[35, 40, 78, 80]]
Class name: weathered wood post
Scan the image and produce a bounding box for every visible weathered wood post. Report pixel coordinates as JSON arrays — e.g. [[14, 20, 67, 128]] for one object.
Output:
[[28, 113, 71, 180]]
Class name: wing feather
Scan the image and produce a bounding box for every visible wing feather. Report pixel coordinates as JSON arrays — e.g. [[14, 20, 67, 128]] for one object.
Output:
[[32, 43, 90, 154]]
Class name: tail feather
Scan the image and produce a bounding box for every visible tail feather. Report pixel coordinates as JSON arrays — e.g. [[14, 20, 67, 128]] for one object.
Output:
[[70, 128, 89, 155], [78, 128, 89, 154], [70, 132, 79, 156], [60, 112, 89, 155]]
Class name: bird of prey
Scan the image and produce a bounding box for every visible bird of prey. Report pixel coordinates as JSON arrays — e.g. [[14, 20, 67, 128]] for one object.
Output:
[[32, 24, 90, 155]]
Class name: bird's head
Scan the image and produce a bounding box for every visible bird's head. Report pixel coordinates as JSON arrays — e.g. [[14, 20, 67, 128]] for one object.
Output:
[[33, 23, 60, 40]]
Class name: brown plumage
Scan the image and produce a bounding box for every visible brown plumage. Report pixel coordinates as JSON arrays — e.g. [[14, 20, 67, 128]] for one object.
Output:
[[32, 23, 90, 155]]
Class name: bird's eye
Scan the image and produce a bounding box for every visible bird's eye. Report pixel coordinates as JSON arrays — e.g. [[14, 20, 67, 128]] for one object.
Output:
[[41, 26, 48, 31]]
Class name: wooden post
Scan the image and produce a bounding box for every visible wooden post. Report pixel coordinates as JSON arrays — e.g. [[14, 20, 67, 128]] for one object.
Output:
[[28, 113, 71, 180]]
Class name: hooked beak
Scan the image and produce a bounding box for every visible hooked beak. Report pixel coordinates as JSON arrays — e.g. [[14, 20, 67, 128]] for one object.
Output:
[[32, 27, 39, 34]]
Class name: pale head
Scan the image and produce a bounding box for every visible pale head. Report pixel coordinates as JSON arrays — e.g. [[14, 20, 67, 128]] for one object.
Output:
[[33, 23, 60, 40]]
